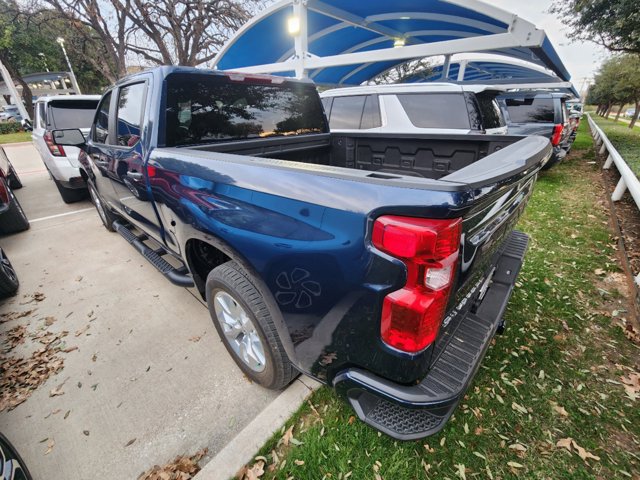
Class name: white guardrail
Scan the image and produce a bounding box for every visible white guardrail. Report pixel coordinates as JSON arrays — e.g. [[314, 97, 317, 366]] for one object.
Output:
[[587, 113, 640, 286]]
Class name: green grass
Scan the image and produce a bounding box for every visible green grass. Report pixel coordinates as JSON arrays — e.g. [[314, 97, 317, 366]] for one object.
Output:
[[244, 122, 640, 479], [591, 115, 640, 177], [0, 131, 31, 144]]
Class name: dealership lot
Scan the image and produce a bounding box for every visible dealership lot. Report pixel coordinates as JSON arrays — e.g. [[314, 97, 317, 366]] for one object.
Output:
[[0, 143, 282, 479]]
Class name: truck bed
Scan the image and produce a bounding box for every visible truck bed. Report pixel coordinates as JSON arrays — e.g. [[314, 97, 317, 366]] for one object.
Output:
[[185, 132, 546, 182]]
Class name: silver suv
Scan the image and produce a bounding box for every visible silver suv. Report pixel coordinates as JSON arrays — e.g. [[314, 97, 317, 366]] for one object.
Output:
[[320, 83, 507, 135], [30, 95, 100, 203]]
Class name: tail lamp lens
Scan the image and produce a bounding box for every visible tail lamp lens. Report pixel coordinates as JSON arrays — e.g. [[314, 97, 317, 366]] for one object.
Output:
[[373, 216, 462, 353], [551, 124, 564, 146], [44, 131, 66, 157]]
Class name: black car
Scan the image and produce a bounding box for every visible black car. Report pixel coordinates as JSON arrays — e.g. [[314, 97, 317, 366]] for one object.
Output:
[[498, 91, 573, 169], [0, 147, 28, 235]]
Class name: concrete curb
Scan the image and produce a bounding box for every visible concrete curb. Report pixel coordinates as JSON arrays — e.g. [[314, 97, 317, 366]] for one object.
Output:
[[194, 377, 321, 480], [0, 141, 31, 147]]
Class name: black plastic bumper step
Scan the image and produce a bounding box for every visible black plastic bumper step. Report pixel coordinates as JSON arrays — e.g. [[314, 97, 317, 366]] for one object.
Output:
[[333, 230, 529, 440], [113, 220, 194, 288]]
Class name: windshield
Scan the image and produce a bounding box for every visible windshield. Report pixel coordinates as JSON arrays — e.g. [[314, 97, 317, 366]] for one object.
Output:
[[48, 100, 99, 129], [164, 73, 327, 147]]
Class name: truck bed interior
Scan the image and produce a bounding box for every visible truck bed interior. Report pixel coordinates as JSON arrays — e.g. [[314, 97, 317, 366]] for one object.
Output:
[[187, 133, 524, 181]]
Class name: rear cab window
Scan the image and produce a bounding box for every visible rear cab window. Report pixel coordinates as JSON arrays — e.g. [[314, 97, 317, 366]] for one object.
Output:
[[504, 97, 555, 123], [397, 93, 470, 129], [475, 92, 506, 130], [47, 100, 99, 129], [164, 73, 327, 147]]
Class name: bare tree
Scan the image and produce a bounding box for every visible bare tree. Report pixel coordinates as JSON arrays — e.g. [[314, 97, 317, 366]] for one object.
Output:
[[367, 58, 434, 85], [41, 0, 257, 80]]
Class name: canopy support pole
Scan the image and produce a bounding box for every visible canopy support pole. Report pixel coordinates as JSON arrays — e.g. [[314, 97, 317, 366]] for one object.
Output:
[[0, 59, 30, 121], [441, 54, 452, 80], [457, 60, 467, 81], [293, 0, 309, 78]]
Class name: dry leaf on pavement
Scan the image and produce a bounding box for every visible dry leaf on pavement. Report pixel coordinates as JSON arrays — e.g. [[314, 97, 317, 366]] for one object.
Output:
[[138, 448, 207, 480], [44, 439, 55, 455]]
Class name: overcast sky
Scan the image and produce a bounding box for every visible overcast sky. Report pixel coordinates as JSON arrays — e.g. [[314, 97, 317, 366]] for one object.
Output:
[[491, 0, 609, 92]]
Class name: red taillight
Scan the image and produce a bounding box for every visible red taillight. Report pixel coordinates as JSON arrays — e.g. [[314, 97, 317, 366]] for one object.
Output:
[[551, 124, 564, 146], [0, 179, 9, 204], [373, 216, 462, 353], [44, 131, 66, 157]]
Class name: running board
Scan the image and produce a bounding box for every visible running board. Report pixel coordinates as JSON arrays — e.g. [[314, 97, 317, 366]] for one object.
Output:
[[113, 220, 194, 288]]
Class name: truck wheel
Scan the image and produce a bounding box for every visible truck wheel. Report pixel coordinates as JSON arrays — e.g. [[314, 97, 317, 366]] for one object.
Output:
[[8, 163, 22, 189], [0, 248, 19, 297], [206, 261, 296, 389], [54, 178, 87, 204], [88, 182, 116, 232], [0, 190, 29, 234]]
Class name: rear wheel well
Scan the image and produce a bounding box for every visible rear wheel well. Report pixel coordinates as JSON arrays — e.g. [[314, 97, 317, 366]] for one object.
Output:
[[186, 239, 231, 297]]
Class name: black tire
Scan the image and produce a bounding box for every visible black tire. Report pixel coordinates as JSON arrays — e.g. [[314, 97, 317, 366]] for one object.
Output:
[[206, 261, 296, 390], [88, 182, 116, 232], [0, 248, 19, 296], [53, 178, 87, 204], [8, 162, 22, 189], [0, 189, 29, 234]]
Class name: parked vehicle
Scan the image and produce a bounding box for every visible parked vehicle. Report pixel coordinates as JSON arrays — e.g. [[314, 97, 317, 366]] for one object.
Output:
[[0, 105, 22, 123], [52, 66, 551, 440], [0, 432, 33, 479], [0, 146, 28, 236], [567, 101, 583, 117], [321, 83, 508, 135], [28, 95, 100, 203], [625, 108, 636, 118], [498, 91, 572, 169]]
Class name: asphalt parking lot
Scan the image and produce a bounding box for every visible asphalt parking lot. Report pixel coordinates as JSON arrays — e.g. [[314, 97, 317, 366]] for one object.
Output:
[[0, 143, 283, 479]]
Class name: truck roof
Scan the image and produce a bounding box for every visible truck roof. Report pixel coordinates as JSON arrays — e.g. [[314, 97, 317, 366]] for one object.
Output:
[[36, 94, 102, 104], [114, 66, 315, 87], [321, 82, 505, 98]]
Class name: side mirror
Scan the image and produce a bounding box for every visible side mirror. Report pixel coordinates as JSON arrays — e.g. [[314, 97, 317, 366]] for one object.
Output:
[[21, 119, 32, 132], [51, 128, 86, 147]]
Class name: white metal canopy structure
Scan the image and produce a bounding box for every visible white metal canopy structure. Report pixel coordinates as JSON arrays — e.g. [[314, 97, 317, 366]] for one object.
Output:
[[401, 54, 580, 97], [213, 0, 571, 86]]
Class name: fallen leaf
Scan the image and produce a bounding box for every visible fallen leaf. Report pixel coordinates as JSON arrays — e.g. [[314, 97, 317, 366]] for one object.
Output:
[[294, 459, 304, 466], [44, 439, 55, 455], [124, 438, 136, 447], [556, 437, 573, 451], [456, 463, 467, 480], [507, 461, 524, 469], [244, 460, 265, 480], [49, 385, 65, 397], [75, 325, 90, 337], [62, 346, 78, 353], [509, 443, 527, 452], [571, 440, 600, 462], [512, 402, 528, 414], [281, 425, 294, 446], [348, 415, 355, 425], [553, 405, 569, 417]]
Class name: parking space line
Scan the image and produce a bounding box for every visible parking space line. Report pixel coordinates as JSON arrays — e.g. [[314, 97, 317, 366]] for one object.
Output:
[[30, 208, 94, 223]]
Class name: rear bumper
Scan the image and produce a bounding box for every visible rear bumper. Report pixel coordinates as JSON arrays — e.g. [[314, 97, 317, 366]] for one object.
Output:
[[333, 230, 529, 440]]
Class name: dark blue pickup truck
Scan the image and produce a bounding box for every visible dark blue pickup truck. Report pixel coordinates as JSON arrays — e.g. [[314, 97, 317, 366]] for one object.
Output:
[[52, 66, 551, 440]]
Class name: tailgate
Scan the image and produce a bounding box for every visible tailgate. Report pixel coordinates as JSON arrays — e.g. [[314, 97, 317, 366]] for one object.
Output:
[[431, 135, 551, 362]]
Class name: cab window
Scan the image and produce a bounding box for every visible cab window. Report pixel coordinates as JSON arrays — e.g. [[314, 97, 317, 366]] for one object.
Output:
[[116, 83, 145, 147], [93, 92, 112, 144]]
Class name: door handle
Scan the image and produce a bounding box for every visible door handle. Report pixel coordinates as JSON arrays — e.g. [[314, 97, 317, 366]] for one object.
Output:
[[126, 171, 144, 181]]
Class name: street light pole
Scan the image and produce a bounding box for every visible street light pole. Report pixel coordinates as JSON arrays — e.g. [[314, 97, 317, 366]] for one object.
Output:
[[56, 37, 82, 94]]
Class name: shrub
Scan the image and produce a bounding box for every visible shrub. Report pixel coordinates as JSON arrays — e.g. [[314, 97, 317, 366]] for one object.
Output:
[[0, 122, 23, 135]]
